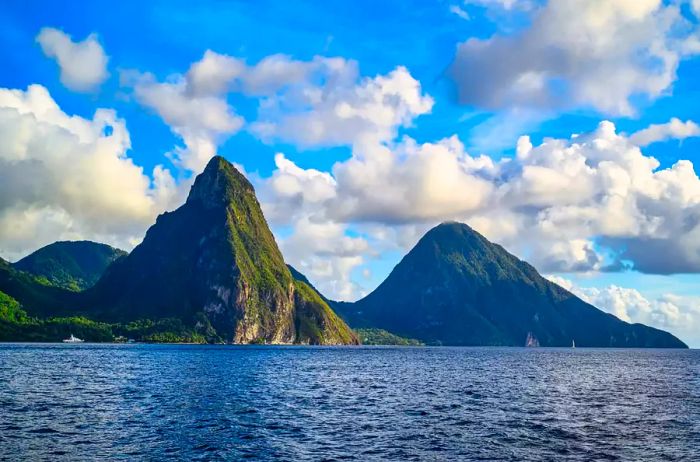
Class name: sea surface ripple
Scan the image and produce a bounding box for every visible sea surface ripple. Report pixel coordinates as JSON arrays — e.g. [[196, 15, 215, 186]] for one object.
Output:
[[0, 344, 698, 461]]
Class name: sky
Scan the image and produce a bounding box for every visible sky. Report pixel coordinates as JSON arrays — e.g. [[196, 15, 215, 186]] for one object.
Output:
[[2, 0, 700, 346]]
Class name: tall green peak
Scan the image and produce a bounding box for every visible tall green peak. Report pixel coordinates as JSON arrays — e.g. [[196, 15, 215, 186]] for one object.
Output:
[[12, 241, 126, 291], [186, 155, 255, 208], [336, 221, 686, 348], [82, 156, 357, 345]]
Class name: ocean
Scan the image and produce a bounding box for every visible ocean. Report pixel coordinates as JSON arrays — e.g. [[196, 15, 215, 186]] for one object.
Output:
[[1, 344, 698, 461]]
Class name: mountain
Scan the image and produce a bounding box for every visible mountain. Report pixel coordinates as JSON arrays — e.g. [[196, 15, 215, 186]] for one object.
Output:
[[336, 222, 687, 348], [12, 241, 126, 291], [84, 156, 357, 345]]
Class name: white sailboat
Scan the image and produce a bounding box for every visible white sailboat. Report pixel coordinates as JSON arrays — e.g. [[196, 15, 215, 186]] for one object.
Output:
[[525, 332, 540, 347], [572, 339, 576, 348], [62, 334, 84, 343]]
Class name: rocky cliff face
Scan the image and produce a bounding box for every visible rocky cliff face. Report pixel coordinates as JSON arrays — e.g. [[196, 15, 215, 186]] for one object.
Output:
[[336, 222, 686, 348], [86, 156, 357, 345]]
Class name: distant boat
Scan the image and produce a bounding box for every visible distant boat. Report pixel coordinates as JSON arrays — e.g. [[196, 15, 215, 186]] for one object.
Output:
[[572, 340, 576, 348], [525, 332, 540, 347], [62, 334, 84, 343]]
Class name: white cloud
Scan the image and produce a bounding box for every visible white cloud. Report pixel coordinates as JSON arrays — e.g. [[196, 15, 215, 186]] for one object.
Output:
[[261, 153, 337, 225], [183, 50, 332, 96], [186, 51, 356, 98], [329, 136, 493, 223], [251, 65, 434, 147], [36, 27, 109, 93], [630, 118, 700, 146], [450, 0, 699, 115], [258, 157, 367, 300], [185, 50, 245, 97], [0, 84, 182, 260], [241, 54, 338, 96], [546, 275, 700, 347], [470, 121, 700, 273]]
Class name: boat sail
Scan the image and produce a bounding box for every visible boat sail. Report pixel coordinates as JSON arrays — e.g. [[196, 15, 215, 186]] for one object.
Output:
[[572, 339, 576, 348], [525, 332, 540, 347]]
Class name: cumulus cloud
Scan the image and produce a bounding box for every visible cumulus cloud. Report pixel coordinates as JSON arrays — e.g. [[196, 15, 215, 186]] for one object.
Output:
[[330, 137, 492, 223], [259, 119, 700, 297], [629, 118, 700, 146], [251, 65, 434, 147], [183, 51, 330, 98], [261, 153, 337, 224], [185, 50, 245, 97], [547, 275, 700, 346], [0, 85, 182, 260], [242, 54, 345, 96], [36, 27, 109, 92], [449, 0, 699, 115]]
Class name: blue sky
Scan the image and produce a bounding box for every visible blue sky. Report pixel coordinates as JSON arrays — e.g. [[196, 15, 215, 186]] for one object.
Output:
[[3, 0, 700, 345]]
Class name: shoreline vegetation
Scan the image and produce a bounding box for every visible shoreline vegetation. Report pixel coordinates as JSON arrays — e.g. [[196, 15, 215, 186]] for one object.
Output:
[[0, 291, 208, 343], [1, 292, 426, 345]]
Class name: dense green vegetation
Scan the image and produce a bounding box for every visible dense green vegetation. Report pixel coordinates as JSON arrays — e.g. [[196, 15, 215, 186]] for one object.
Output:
[[0, 290, 27, 323], [114, 317, 214, 343], [0, 291, 214, 343], [0, 257, 79, 318], [293, 280, 359, 345], [0, 290, 112, 341], [355, 328, 423, 346], [12, 241, 126, 291]]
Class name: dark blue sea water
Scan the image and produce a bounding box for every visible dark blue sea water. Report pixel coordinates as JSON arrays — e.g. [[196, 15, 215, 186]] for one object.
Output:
[[0, 345, 698, 461]]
